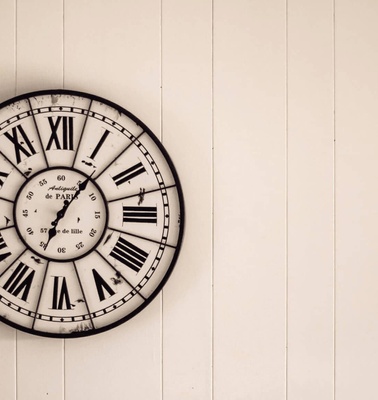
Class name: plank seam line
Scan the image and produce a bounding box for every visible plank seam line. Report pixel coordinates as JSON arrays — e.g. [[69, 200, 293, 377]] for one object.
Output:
[[332, 0, 336, 399], [285, 0, 289, 398], [160, 1, 164, 399], [211, 0, 215, 399]]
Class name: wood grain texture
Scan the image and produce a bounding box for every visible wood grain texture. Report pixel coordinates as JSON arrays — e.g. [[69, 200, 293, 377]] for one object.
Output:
[[213, 1, 286, 398], [287, 0, 334, 398], [161, 0, 213, 399]]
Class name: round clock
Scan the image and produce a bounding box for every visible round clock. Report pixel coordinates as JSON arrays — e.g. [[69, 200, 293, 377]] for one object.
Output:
[[0, 89, 184, 338]]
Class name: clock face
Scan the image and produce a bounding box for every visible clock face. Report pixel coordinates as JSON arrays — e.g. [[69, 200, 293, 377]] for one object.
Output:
[[0, 90, 184, 338]]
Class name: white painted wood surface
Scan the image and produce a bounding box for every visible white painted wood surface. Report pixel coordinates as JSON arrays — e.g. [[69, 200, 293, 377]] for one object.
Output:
[[287, 1, 334, 399], [335, 1, 378, 399], [213, 1, 286, 398], [1, 0, 378, 398], [161, 1, 212, 399]]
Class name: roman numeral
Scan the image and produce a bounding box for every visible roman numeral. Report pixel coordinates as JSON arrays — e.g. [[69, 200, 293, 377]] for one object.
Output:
[[92, 269, 115, 301], [89, 129, 110, 159], [52, 276, 71, 310], [123, 206, 157, 224], [2, 262, 35, 302], [0, 233, 11, 262], [112, 162, 146, 186], [46, 116, 74, 151], [4, 125, 37, 164], [110, 237, 148, 272], [0, 171, 9, 189]]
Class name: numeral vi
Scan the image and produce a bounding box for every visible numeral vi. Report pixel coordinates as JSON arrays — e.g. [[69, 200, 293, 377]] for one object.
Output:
[[51, 276, 71, 310]]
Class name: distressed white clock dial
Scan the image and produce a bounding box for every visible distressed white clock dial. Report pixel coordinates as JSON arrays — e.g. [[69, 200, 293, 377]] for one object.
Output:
[[0, 90, 184, 337]]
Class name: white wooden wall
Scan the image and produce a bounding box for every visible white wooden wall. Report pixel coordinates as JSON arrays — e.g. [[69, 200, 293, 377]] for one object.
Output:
[[0, 0, 378, 399]]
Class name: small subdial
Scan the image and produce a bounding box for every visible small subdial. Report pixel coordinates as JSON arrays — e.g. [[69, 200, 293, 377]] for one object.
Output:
[[14, 168, 108, 261]]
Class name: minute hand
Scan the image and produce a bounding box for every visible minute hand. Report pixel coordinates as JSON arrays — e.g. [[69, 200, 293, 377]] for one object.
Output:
[[72, 171, 95, 202], [44, 171, 95, 250], [53, 171, 95, 224]]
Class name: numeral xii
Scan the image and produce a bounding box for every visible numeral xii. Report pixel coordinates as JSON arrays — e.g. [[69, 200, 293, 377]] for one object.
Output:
[[46, 116, 74, 151]]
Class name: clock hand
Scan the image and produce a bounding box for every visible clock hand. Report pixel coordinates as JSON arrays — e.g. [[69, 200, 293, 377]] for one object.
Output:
[[49, 171, 95, 226], [43, 201, 69, 250], [73, 170, 95, 200], [43, 171, 95, 250]]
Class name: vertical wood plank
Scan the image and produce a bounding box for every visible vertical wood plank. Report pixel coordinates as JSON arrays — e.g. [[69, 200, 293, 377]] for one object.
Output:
[[17, 337, 64, 399], [0, 2, 17, 399], [16, 0, 63, 94], [213, 1, 286, 398], [161, 0, 212, 399], [287, 1, 334, 399], [64, 2, 162, 399], [335, 1, 378, 399], [63, 0, 161, 135], [65, 307, 161, 400], [0, 326, 16, 400], [16, 1, 64, 399], [0, 0, 16, 102]]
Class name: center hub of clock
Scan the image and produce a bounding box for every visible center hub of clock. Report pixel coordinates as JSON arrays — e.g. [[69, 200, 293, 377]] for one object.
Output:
[[14, 167, 108, 262]]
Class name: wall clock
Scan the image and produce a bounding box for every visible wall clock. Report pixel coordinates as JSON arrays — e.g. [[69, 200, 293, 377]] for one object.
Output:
[[0, 89, 184, 338]]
